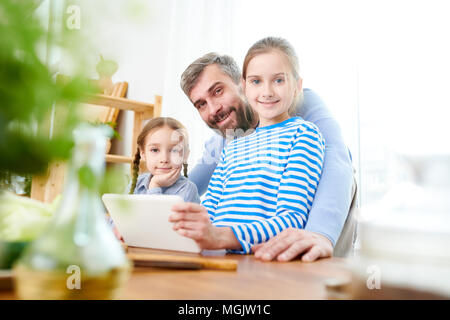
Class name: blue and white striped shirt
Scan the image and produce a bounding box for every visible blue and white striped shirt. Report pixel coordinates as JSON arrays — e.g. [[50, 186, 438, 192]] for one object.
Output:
[[202, 117, 325, 254]]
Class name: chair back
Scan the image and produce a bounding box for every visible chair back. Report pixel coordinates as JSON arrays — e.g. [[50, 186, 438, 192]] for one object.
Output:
[[333, 173, 358, 257]]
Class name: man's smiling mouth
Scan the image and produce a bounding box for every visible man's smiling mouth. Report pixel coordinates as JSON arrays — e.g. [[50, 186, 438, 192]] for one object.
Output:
[[215, 110, 231, 124]]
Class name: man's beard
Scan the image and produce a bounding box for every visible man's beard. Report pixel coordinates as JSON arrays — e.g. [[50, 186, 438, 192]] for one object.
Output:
[[206, 103, 252, 137]]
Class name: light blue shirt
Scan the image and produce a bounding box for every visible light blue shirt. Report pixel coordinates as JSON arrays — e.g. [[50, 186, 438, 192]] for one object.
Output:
[[188, 88, 354, 246], [134, 173, 200, 203]]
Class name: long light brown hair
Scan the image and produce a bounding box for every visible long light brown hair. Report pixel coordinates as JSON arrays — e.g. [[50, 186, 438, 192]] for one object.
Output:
[[129, 117, 189, 194]]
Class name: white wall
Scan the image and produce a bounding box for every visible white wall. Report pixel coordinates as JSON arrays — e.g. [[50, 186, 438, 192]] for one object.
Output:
[[65, 0, 237, 174], [70, 0, 172, 162], [353, 0, 450, 204]]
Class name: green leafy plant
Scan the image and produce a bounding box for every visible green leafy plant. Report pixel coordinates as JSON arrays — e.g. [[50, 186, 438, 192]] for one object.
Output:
[[0, 192, 60, 242], [91, 120, 122, 140], [0, 0, 91, 179], [97, 54, 119, 78]]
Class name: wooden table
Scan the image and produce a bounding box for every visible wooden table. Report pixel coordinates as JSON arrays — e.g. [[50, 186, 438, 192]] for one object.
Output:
[[0, 247, 351, 300], [121, 247, 351, 300]]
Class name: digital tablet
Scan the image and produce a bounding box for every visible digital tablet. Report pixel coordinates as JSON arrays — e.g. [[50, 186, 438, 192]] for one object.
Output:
[[102, 194, 201, 253]]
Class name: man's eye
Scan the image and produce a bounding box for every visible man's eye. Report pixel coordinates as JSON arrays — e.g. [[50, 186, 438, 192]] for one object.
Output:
[[196, 101, 206, 109], [214, 87, 222, 95]]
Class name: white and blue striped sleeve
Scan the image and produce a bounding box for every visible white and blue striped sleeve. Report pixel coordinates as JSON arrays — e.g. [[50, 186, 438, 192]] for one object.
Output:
[[229, 124, 325, 254]]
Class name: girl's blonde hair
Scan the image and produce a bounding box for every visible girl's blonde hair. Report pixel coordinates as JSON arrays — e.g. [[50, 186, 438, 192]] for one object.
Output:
[[242, 37, 303, 115], [129, 117, 189, 194]]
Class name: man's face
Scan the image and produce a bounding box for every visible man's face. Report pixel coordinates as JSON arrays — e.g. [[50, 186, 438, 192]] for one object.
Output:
[[189, 64, 248, 135]]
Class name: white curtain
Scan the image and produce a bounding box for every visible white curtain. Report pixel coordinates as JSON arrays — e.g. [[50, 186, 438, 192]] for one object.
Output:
[[161, 0, 238, 169]]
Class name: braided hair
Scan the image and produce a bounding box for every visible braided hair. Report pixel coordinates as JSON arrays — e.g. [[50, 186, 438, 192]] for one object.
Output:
[[129, 149, 141, 194], [129, 117, 190, 194]]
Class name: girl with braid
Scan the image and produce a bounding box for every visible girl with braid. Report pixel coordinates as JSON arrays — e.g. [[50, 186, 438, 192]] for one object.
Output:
[[129, 117, 200, 203]]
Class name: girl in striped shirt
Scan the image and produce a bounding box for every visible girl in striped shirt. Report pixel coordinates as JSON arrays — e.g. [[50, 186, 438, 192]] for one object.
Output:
[[171, 37, 325, 254]]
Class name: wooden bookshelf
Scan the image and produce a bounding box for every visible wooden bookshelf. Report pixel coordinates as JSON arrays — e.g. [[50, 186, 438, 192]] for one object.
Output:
[[105, 154, 134, 164], [31, 85, 162, 203]]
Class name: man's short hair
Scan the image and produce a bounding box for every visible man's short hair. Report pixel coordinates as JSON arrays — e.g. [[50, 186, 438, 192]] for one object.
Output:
[[180, 53, 241, 98]]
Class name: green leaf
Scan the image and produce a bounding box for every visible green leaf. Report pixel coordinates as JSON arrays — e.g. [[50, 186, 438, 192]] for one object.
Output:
[[78, 165, 96, 191]]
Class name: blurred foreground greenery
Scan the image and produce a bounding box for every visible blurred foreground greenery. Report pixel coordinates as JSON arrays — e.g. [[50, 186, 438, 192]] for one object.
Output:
[[0, 192, 60, 242], [0, 0, 92, 179], [0, 1, 129, 241]]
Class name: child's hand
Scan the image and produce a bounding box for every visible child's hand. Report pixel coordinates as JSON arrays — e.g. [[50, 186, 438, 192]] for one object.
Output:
[[149, 167, 181, 189], [169, 202, 241, 251]]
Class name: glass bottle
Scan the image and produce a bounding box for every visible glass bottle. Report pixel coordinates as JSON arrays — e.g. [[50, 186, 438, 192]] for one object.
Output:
[[14, 124, 131, 299]]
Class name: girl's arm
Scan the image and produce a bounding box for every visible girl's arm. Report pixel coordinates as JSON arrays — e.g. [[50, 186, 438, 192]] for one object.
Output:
[[170, 149, 241, 251], [176, 180, 201, 204], [228, 123, 325, 254]]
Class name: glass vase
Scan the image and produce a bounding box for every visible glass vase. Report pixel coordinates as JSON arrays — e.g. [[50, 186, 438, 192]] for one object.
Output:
[[14, 124, 131, 299]]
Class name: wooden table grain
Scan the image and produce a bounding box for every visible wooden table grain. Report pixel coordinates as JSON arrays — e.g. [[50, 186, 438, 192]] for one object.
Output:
[[120, 247, 351, 300], [0, 247, 351, 300]]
